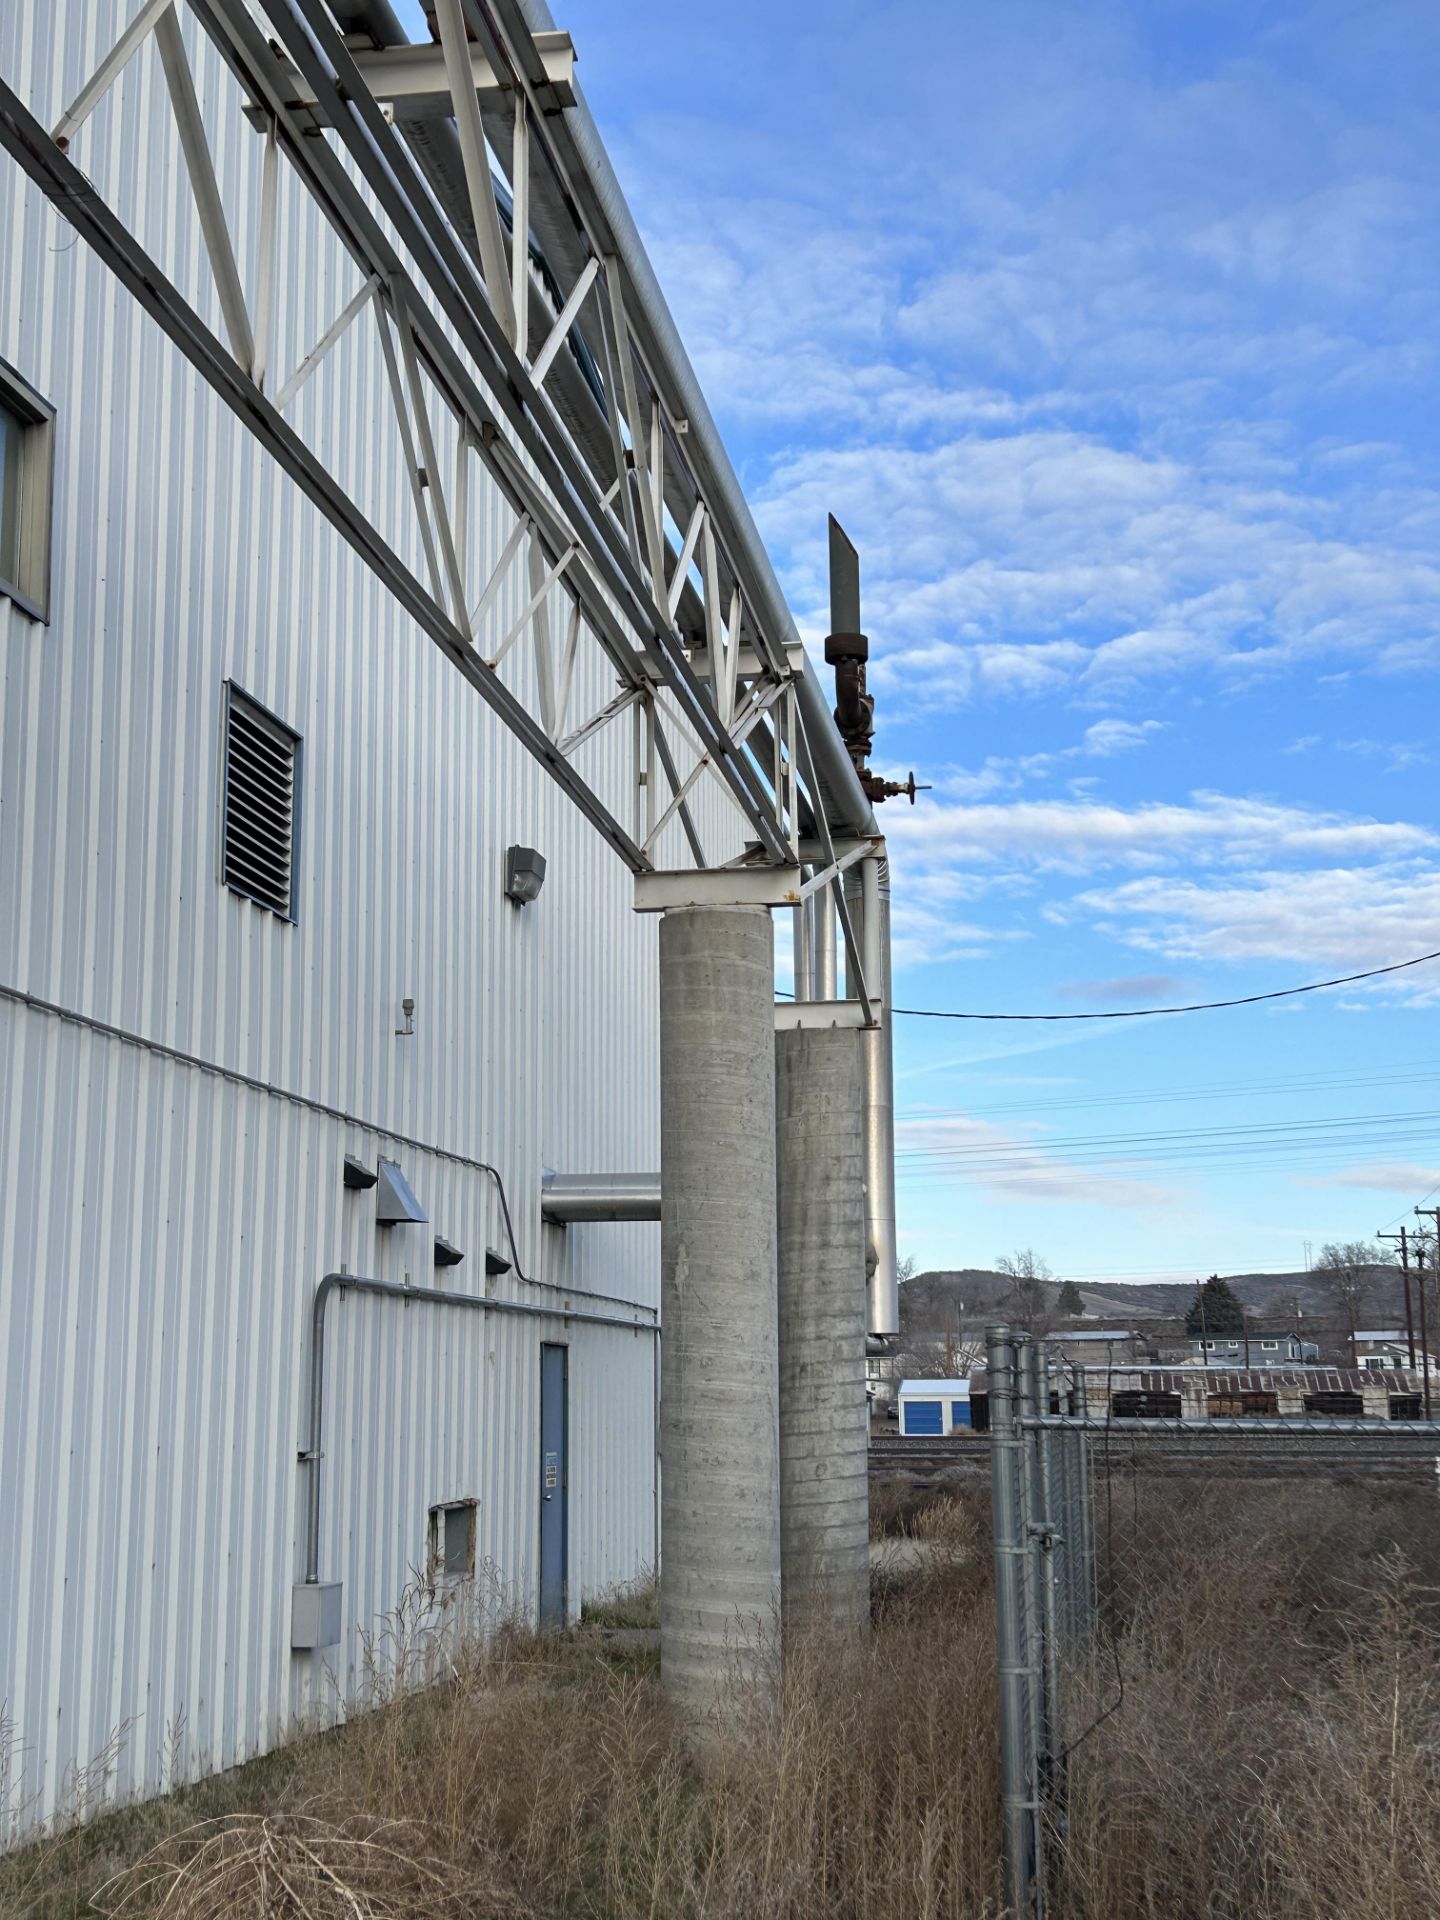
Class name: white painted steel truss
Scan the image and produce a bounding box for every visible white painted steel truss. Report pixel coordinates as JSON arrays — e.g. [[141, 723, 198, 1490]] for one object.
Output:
[[0, 0, 822, 875], [0, 0, 883, 1019]]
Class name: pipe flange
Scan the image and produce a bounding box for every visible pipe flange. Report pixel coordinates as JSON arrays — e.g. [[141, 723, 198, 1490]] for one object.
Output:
[[824, 630, 869, 665]]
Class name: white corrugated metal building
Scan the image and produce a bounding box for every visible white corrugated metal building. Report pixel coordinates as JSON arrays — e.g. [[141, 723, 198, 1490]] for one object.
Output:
[[0, 0, 729, 1839]]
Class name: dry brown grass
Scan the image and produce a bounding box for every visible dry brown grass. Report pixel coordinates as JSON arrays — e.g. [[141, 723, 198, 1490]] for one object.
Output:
[[0, 1493, 998, 1920], [5, 1473, 1440, 1920], [1057, 1475, 1440, 1920]]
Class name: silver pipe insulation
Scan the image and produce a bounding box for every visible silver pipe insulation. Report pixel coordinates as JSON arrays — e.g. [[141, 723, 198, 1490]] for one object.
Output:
[[301, 1270, 657, 1584], [812, 886, 838, 1001], [846, 857, 897, 1334], [541, 1171, 661, 1223]]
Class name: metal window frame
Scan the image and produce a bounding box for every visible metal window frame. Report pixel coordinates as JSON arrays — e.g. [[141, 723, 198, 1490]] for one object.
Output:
[[219, 678, 303, 922], [0, 354, 56, 623], [428, 1497, 478, 1580]]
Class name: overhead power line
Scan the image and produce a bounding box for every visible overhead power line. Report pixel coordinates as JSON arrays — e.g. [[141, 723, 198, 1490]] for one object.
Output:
[[895, 1106, 1440, 1163], [890, 948, 1440, 1021], [897, 1058, 1440, 1124]]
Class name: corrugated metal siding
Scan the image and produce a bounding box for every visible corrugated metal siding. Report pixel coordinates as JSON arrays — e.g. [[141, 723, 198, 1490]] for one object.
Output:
[[0, 1, 737, 1838]]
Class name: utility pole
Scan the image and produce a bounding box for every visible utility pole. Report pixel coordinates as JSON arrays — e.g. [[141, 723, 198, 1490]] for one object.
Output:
[[1377, 1226, 1416, 1373], [1414, 1210, 1440, 1419], [1197, 1280, 1209, 1362]]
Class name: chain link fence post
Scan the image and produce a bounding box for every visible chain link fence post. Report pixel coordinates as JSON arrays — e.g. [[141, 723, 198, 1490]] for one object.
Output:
[[1053, 1361, 1078, 1642], [1073, 1369, 1096, 1636], [987, 1323, 1037, 1918], [1014, 1331, 1049, 1914], [1030, 1340, 1067, 1876]]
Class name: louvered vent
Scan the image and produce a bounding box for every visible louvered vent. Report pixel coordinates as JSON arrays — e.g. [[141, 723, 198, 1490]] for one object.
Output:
[[221, 684, 300, 919]]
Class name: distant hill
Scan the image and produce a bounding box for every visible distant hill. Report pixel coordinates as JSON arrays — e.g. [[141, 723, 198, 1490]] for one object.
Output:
[[903, 1265, 1411, 1339]]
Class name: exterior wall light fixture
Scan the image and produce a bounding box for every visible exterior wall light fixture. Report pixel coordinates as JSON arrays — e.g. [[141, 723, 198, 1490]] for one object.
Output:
[[504, 845, 546, 906]]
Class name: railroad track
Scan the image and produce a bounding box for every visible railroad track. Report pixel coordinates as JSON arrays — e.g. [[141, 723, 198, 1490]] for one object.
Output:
[[870, 1433, 1440, 1482]]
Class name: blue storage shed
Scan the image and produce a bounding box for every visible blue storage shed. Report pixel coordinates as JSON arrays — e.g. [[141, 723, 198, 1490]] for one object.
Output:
[[897, 1378, 973, 1437]]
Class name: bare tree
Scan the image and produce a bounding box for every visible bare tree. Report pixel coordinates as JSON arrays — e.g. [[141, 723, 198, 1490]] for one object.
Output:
[[1315, 1239, 1393, 1366], [997, 1248, 1056, 1335]]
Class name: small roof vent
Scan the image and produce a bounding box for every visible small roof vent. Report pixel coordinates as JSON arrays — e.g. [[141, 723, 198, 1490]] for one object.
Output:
[[221, 683, 301, 919]]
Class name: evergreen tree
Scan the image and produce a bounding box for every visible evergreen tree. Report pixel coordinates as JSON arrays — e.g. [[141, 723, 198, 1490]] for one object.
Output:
[[1056, 1279, 1085, 1316], [1185, 1273, 1245, 1337]]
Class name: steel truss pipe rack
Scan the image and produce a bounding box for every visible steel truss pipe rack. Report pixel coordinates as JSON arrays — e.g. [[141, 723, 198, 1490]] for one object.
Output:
[[0, 0, 899, 1338]]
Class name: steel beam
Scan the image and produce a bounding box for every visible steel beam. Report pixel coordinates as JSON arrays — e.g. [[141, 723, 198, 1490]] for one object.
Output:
[[248, 30, 577, 121], [774, 997, 879, 1031], [635, 865, 802, 912]]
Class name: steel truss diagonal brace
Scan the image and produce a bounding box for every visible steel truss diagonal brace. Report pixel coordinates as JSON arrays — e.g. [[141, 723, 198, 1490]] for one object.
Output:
[[0, 75, 649, 873], [225, 0, 794, 863], [9, 0, 817, 874]]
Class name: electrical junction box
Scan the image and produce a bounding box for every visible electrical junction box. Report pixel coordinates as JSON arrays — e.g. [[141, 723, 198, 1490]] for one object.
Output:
[[291, 1580, 343, 1650]]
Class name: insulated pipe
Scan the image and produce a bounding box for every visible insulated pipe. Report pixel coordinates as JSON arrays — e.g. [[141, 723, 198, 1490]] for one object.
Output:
[[791, 901, 811, 1003], [659, 907, 781, 1717], [811, 886, 837, 1001], [301, 1270, 656, 1586], [846, 856, 898, 1335], [541, 1171, 661, 1223], [776, 1025, 869, 1633]]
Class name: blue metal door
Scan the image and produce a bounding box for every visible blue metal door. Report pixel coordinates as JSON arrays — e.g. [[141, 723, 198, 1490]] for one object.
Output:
[[539, 1344, 569, 1628], [903, 1398, 943, 1436]]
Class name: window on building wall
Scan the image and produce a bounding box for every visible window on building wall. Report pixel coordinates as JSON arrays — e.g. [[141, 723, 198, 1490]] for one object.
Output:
[[429, 1500, 477, 1579], [220, 682, 302, 919], [0, 359, 56, 622]]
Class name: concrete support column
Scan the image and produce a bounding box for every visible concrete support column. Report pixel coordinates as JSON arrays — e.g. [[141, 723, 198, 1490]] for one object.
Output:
[[659, 906, 781, 1716], [776, 1024, 870, 1634]]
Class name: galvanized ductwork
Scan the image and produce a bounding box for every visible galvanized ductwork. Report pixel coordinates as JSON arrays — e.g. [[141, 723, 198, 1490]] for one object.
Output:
[[541, 1171, 661, 1223]]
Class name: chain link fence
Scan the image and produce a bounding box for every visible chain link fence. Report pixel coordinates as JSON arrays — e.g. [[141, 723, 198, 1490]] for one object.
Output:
[[985, 1324, 1440, 1919]]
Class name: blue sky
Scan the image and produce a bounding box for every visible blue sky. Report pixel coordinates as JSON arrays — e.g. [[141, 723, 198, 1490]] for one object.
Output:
[[404, 0, 1440, 1282]]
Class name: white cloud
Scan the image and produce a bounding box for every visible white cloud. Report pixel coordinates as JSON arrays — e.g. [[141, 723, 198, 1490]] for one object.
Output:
[[1080, 718, 1166, 756], [887, 790, 1436, 876], [895, 1113, 1175, 1209], [1295, 1163, 1440, 1195], [758, 432, 1440, 712], [925, 718, 1165, 805], [1069, 865, 1440, 985], [1056, 974, 1188, 1005]]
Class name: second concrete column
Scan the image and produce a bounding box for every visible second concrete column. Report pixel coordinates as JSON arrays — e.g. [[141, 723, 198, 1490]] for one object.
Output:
[[776, 1023, 870, 1634], [659, 905, 781, 1718]]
